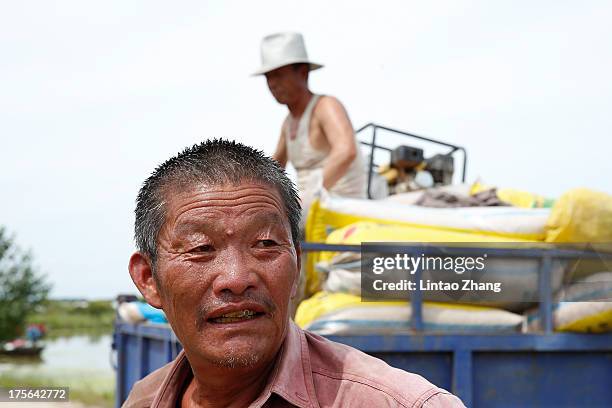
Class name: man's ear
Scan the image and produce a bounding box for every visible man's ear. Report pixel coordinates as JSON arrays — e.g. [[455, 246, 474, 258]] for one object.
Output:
[[290, 244, 302, 299], [128, 252, 163, 308]]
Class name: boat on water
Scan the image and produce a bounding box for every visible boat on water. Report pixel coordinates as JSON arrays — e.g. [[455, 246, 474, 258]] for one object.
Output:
[[0, 323, 47, 357], [0, 344, 44, 356], [0, 338, 45, 357]]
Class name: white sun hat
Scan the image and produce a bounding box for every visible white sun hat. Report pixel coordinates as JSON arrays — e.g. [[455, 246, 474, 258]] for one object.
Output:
[[252, 32, 323, 76]]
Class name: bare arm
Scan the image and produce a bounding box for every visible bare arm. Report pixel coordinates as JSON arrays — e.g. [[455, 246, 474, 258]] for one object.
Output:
[[317, 96, 358, 190], [272, 120, 288, 168]]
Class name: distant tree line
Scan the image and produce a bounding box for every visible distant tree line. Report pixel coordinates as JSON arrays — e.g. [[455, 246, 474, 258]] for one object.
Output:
[[0, 227, 51, 341]]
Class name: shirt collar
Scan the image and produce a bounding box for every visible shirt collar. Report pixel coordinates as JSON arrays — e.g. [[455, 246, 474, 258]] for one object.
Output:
[[151, 321, 317, 408], [151, 351, 191, 408], [262, 321, 318, 408]]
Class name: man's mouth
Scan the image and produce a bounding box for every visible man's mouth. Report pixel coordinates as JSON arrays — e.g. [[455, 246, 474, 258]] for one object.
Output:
[[208, 309, 265, 324]]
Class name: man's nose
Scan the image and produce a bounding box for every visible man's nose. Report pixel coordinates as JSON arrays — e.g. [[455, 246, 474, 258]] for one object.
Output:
[[211, 248, 258, 296]]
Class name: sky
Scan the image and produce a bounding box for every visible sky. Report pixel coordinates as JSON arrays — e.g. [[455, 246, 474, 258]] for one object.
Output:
[[1, 0, 611, 299]]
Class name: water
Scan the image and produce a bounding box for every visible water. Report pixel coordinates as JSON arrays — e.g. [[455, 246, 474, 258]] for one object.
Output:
[[0, 333, 114, 399]]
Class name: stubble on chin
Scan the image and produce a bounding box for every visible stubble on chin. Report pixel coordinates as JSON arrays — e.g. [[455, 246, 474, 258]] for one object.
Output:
[[207, 347, 263, 369]]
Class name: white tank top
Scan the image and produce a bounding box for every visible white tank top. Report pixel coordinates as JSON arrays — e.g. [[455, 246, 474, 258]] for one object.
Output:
[[285, 94, 367, 200]]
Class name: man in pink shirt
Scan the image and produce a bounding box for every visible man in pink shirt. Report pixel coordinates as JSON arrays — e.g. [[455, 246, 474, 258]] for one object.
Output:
[[126, 140, 464, 407]]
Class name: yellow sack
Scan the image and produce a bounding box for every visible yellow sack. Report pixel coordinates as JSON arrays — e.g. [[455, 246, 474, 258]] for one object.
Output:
[[305, 221, 535, 295], [497, 189, 554, 209], [527, 272, 612, 333], [295, 291, 524, 334], [321, 221, 532, 263], [294, 291, 404, 328], [545, 188, 612, 243], [471, 181, 553, 208], [528, 303, 612, 333], [303, 195, 545, 295], [556, 305, 612, 333]]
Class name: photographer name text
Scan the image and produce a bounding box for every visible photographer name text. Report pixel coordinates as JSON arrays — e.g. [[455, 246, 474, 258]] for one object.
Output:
[[372, 279, 502, 293]]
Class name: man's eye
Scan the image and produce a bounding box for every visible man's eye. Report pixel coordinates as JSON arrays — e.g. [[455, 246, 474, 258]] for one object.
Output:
[[257, 239, 278, 248], [191, 244, 213, 253]]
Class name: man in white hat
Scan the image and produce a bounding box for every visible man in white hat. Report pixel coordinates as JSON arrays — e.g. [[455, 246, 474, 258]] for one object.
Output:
[[254, 32, 367, 223]]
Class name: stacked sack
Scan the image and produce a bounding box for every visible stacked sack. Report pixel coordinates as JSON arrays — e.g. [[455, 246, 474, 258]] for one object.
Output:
[[296, 292, 525, 335], [117, 301, 168, 324], [526, 272, 612, 333], [295, 185, 612, 334]]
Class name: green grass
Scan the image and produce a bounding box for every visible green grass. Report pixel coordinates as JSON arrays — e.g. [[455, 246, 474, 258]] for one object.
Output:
[[26, 299, 115, 332], [0, 372, 114, 407]]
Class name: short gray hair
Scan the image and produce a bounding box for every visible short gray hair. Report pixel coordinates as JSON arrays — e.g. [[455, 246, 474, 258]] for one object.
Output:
[[134, 139, 301, 269]]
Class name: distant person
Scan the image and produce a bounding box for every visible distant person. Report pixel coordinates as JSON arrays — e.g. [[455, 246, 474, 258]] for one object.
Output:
[[25, 324, 44, 343], [125, 140, 464, 407], [254, 32, 367, 222]]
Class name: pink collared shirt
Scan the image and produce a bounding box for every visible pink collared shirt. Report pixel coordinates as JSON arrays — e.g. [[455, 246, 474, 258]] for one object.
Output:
[[123, 322, 464, 407]]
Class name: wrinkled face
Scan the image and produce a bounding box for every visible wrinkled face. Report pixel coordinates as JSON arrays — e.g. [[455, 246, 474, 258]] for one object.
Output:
[[154, 182, 300, 369], [265, 65, 308, 104]]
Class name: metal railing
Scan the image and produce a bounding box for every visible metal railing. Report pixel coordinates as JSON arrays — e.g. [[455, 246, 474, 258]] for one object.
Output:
[[300, 242, 612, 334], [355, 123, 468, 198]]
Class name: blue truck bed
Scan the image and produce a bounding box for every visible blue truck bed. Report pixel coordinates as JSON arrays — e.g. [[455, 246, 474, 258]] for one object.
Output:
[[113, 324, 612, 407], [113, 244, 612, 407]]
